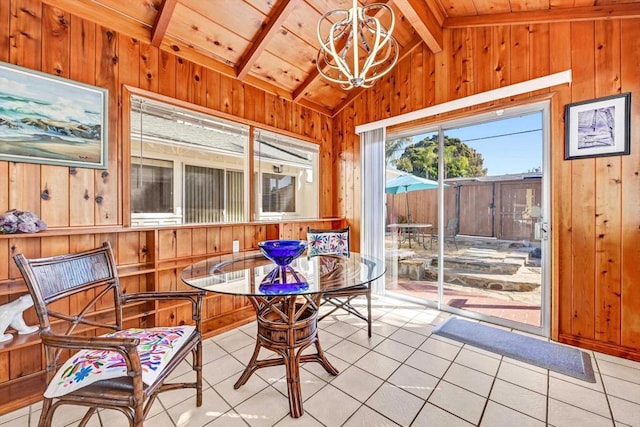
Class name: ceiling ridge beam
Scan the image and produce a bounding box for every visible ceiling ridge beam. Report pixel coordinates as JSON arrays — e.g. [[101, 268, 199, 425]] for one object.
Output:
[[331, 35, 424, 117], [236, 0, 296, 81], [394, 0, 443, 53], [444, 3, 640, 28], [151, 0, 177, 47]]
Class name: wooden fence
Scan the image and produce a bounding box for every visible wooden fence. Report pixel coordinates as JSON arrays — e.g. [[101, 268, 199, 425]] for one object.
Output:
[[386, 178, 542, 241]]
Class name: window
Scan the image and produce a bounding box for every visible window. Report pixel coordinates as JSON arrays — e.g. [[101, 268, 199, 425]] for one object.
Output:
[[262, 173, 295, 213], [130, 96, 248, 226], [129, 94, 320, 226], [131, 157, 173, 214], [254, 129, 319, 220]]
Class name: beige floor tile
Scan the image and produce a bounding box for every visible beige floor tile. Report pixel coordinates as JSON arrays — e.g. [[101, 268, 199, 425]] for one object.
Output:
[[366, 382, 424, 426], [314, 329, 343, 349], [302, 353, 349, 381], [355, 349, 402, 380], [329, 365, 384, 402], [0, 406, 28, 425], [608, 396, 640, 427], [387, 364, 439, 400], [322, 320, 361, 338], [497, 359, 548, 394], [501, 356, 548, 374], [215, 329, 256, 353], [480, 400, 546, 427], [273, 411, 324, 426], [213, 371, 270, 407], [167, 387, 230, 427], [374, 337, 415, 362], [304, 384, 361, 426], [346, 329, 386, 348], [548, 398, 614, 427], [209, 410, 254, 426], [43, 404, 89, 426], [597, 359, 640, 385], [489, 378, 547, 421], [387, 326, 427, 347], [602, 374, 640, 402], [201, 339, 228, 364], [412, 402, 474, 427], [405, 349, 452, 378], [595, 352, 640, 370], [370, 321, 401, 338], [378, 313, 410, 328], [549, 376, 611, 418], [343, 405, 400, 426], [202, 353, 246, 387], [419, 337, 461, 360], [326, 339, 369, 364], [428, 380, 486, 425], [234, 386, 291, 427], [455, 348, 501, 376], [0, 414, 30, 427], [144, 410, 176, 427], [444, 363, 494, 397]]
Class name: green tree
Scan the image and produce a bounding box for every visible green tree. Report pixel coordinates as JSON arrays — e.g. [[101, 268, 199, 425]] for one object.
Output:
[[392, 135, 486, 179], [385, 137, 411, 166]]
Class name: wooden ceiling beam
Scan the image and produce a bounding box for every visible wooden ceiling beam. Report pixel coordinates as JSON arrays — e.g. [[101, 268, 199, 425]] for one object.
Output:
[[444, 3, 640, 28], [40, 0, 150, 40], [331, 35, 424, 117], [150, 0, 177, 47], [236, 0, 296, 81], [394, 0, 443, 53], [39, 0, 332, 117]]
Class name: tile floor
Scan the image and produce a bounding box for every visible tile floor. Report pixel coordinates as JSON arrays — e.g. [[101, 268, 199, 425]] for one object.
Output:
[[1, 297, 639, 426]]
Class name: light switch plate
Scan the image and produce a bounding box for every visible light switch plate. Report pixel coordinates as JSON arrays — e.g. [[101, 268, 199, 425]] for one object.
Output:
[[232, 240, 240, 253]]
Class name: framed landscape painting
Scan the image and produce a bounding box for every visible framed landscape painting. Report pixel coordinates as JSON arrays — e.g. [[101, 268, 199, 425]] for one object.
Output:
[[564, 92, 631, 160], [0, 61, 108, 169]]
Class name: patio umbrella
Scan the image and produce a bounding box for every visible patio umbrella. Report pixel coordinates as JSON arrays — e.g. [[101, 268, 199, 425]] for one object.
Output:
[[385, 173, 440, 222]]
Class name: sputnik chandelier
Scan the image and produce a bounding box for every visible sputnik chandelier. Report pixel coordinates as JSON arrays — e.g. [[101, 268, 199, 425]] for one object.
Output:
[[316, 0, 399, 90]]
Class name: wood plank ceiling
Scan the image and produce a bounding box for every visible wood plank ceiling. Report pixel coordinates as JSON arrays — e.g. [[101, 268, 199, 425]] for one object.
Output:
[[42, 0, 640, 116]]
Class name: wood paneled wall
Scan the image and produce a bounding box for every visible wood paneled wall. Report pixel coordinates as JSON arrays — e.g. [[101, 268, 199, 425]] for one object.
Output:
[[0, 0, 335, 228], [0, 0, 339, 411], [334, 21, 640, 360]]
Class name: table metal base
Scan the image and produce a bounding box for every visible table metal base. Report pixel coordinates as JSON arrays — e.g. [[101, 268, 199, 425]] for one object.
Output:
[[234, 295, 338, 418]]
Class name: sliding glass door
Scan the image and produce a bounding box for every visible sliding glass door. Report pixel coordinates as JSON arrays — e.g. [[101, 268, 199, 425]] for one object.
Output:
[[383, 103, 549, 335]]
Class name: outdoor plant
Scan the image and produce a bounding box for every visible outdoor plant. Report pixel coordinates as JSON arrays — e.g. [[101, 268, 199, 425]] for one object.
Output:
[[0, 209, 47, 234]]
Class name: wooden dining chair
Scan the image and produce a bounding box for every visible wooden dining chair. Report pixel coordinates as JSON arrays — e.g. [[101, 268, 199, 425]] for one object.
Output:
[[307, 226, 373, 337], [13, 242, 205, 427]]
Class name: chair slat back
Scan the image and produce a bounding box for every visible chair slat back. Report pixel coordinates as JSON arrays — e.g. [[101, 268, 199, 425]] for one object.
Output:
[[14, 242, 122, 333]]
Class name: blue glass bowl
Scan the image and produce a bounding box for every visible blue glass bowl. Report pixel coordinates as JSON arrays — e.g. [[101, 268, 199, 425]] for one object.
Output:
[[258, 240, 308, 266]]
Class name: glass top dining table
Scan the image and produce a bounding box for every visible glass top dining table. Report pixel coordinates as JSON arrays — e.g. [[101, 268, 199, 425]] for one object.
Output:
[[181, 251, 385, 418], [181, 251, 385, 297]]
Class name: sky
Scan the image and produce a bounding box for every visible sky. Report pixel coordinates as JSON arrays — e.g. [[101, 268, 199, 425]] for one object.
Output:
[[397, 112, 543, 177]]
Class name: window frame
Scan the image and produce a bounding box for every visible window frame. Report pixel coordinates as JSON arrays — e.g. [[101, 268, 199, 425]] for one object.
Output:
[[122, 86, 322, 227]]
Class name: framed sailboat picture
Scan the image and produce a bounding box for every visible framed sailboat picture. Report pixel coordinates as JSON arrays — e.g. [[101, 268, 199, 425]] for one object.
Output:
[[0, 61, 108, 169], [564, 93, 630, 160]]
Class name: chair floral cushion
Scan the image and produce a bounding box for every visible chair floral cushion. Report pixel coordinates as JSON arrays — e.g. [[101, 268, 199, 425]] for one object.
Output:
[[45, 325, 195, 398], [307, 230, 349, 256]]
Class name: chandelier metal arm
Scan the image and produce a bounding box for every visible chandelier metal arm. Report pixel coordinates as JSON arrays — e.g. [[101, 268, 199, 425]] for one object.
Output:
[[316, 0, 398, 90]]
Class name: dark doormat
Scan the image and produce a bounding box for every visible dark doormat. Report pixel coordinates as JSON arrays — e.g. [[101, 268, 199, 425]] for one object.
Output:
[[433, 317, 595, 382]]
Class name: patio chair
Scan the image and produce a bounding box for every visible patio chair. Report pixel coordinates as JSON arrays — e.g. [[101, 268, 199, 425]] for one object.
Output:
[[446, 217, 459, 250], [13, 242, 205, 427], [307, 226, 373, 337]]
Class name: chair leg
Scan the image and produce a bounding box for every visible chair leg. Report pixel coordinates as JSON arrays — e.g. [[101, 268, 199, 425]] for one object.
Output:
[[195, 341, 203, 407], [38, 399, 53, 427], [367, 287, 372, 338]]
